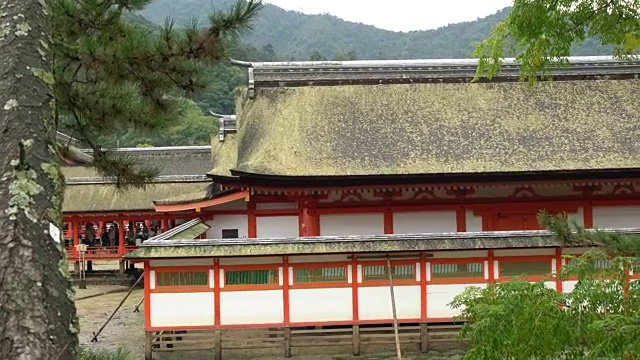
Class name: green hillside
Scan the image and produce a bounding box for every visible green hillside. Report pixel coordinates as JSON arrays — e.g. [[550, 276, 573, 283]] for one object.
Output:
[[140, 0, 611, 61]]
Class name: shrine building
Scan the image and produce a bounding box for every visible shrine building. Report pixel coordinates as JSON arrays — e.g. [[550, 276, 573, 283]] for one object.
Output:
[[59, 135, 213, 271], [121, 56, 640, 357]]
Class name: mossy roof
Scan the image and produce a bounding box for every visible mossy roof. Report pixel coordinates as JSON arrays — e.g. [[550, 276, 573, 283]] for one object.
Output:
[[126, 230, 569, 259], [153, 183, 221, 205], [208, 134, 238, 178], [223, 80, 640, 177], [62, 149, 212, 178], [63, 182, 211, 213]]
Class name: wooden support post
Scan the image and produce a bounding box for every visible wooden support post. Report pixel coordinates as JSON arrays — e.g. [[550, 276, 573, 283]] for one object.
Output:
[[144, 331, 152, 360], [72, 220, 79, 257], [352, 325, 361, 356], [283, 327, 292, 358], [119, 261, 125, 275], [420, 322, 429, 353], [214, 329, 222, 360], [117, 219, 125, 255], [387, 256, 402, 360]]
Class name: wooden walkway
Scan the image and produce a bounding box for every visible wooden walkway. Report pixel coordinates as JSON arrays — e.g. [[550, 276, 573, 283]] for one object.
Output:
[[147, 323, 466, 359]]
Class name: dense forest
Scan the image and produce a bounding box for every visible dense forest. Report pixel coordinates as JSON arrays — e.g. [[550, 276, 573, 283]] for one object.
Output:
[[140, 0, 611, 60], [92, 0, 612, 148]]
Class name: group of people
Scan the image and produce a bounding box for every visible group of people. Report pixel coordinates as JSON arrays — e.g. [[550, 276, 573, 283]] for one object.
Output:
[[65, 221, 162, 248]]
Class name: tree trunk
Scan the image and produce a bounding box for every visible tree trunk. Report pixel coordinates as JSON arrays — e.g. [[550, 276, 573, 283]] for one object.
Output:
[[0, 0, 78, 359]]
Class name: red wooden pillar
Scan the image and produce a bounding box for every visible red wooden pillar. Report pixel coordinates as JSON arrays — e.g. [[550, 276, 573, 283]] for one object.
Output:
[[555, 247, 563, 293], [72, 220, 79, 256], [420, 253, 427, 321], [300, 208, 319, 236], [118, 219, 125, 255], [160, 218, 168, 233], [583, 203, 594, 229], [248, 201, 257, 238], [351, 254, 359, 323], [456, 207, 467, 232], [383, 209, 393, 234], [282, 256, 290, 326], [213, 259, 221, 327]]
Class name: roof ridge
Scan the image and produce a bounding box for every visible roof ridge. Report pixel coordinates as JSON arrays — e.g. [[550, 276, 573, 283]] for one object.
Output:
[[67, 174, 210, 184], [232, 55, 640, 98]]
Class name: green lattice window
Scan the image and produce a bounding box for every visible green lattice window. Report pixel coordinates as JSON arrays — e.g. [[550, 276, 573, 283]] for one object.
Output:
[[156, 271, 208, 287], [362, 264, 415, 281], [432, 263, 483, 279], [294, 266, 347, 283], [500, 261, 550, 277], [225, 269, 278, 286]]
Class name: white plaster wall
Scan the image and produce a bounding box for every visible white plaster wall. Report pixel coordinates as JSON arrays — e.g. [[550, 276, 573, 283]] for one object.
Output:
[[563, 280, 578, 293], [544, 281, 556, 290], [289, 254, 351, 263], [219, 256, 282, 266], [393, 211, 457, 234], [220, 290, 283, 325], [256, 216, 299, 238], [465, 211, 483, 232], [289, 288, 352, 323], [256, 202, 298, 210], [358, 286, 421, 321], [150, 292, 215, 327], [569, 207, 584, 226], [149, 259, 213, 267], [494, 248, 556, 257], [593, 206, 640, 229], [206, 215, 248, 238], [320, 213, 384, 236], [427, 284, 486, 319]]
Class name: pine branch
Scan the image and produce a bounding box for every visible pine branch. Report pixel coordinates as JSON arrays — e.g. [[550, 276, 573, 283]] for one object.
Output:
[[50, 0, 262, 188], [539, 211, 640, 257]]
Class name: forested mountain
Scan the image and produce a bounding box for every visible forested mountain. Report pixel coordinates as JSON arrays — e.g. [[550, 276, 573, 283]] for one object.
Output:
[[106, 0, 612, 148], [140, 0, 611, 61]]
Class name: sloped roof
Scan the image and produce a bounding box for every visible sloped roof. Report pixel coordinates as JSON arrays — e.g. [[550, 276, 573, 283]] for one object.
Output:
[[148, 218, 210, 241], [221, 79, 639, 179], [64, 146, 212, 177], [124, 228, 640, 259], [208, 134, 237, 178], [60, 144, 216, 213], [63, 181, 211, 213]]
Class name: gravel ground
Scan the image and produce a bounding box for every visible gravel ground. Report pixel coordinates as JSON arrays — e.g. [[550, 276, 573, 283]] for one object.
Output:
[[76, 285, 465, 360]]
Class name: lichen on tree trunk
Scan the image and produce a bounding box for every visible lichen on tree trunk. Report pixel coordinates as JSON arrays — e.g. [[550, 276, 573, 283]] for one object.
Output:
[[0, 0, 78, 359]]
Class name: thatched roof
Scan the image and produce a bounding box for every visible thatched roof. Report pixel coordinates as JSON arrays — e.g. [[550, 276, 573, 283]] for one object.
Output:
[[153, 182, 222, 205], [63, 181, 211, 213], [218, 79, 639, 178], [208, 134, 237, 178], [62, 146, 212, 178], [125, 229, 608, 259]]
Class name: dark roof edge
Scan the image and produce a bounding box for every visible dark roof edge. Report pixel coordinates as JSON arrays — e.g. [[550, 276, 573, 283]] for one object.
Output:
[[232, 55, 640, 96], [231, 56, 628, 69], [78, 146, 212, 155], [67, 175, 211, 185], [226, 168, 640, 188]]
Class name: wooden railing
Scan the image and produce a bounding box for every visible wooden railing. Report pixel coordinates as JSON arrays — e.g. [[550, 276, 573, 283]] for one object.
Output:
[[65, 245, 138, 261]]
